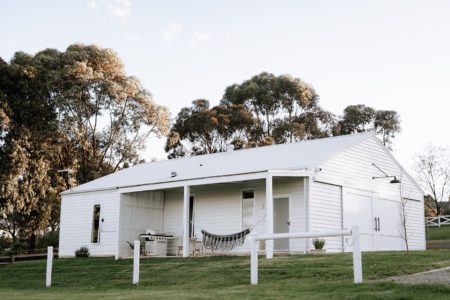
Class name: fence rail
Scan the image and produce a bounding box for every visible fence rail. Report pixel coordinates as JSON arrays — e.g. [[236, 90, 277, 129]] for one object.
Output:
[[249, 226, 362, 285], [425, 215, 450, 227]]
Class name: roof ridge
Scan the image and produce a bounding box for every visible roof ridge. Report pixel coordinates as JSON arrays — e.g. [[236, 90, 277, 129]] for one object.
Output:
[[141, 132, 374, 167]]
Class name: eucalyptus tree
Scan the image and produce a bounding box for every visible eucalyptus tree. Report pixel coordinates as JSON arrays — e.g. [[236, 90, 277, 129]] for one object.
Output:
[[165, 99, 254, 158], [222, 72, 334, 144], [0, 44, 170, 247], [337, 104, 401, 149]]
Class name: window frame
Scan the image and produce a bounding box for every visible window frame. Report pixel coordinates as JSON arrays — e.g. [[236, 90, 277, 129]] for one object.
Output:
[[91, 204, 101, 244], [241, 189, 256, 230]]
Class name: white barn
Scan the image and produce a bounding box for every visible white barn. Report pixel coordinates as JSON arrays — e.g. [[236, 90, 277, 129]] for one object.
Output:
[[58, 133, 425, 258]]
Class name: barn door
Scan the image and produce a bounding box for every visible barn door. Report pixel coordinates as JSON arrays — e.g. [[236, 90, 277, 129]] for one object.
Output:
[[273, 197, 290, 251], [343, 188, 375, 251], [374, 197, 403, 250]]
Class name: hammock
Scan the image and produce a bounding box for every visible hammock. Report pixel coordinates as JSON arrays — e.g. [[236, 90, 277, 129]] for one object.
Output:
[[201, 228, 251, 252]]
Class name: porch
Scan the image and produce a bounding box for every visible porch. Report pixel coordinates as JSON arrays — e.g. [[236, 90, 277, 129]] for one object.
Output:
[[116, 171, 311, 258]]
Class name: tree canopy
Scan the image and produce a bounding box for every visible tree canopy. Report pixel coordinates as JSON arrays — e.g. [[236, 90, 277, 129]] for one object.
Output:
[[0, 44, 169, 247], [336, 104, 401, 149], [167, 72, 401, 158]]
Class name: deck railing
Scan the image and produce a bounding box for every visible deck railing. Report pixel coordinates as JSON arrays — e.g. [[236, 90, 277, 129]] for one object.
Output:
[[425, 215, 450, 227]]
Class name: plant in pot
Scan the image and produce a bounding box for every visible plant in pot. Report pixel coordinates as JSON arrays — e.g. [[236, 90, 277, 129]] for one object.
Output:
[[311, 238, 326, 254]]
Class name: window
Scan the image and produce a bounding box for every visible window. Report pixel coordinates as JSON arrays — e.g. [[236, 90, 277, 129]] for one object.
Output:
[[189, 196, 195, 239], [91, 204, 101, 243], [242, 190, 255, 230]]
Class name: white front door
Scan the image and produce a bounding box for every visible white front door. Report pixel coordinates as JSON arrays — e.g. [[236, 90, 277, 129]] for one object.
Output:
[[274, 197, 290, 251]]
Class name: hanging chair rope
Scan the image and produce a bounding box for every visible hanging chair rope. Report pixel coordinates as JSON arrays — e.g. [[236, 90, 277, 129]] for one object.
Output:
[[201, 214, 266, 252]]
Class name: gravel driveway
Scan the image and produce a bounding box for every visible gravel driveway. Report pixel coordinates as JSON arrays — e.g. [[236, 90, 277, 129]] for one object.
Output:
[[389, 266, 450, 285]]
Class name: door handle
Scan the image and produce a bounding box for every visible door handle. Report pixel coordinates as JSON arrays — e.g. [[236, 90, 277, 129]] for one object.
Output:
[[287, 221, 290, 226], [374, 217, 378, 231], [378, 217, 381, 232]]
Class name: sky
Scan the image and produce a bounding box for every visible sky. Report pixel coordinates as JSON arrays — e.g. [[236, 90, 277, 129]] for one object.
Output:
[[1, 0, 450, 171]]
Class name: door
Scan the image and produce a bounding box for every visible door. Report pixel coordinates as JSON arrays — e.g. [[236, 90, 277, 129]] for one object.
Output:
[[375, 197, 403, 250], [274, 197, 290, 251], [343, 188, 403, 251], [343, 189, 375, 251]]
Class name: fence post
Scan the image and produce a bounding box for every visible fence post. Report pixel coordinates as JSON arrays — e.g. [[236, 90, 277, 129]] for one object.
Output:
[[250, 233, 259, 285], [133, 240, 140, 285], [46, 246, 53, 287], [438, 217, 441, 228], [351, 226, 362, 283]]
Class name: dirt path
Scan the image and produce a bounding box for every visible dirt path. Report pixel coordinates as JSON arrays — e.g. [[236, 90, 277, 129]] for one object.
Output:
[[389, 266, 450, 285]]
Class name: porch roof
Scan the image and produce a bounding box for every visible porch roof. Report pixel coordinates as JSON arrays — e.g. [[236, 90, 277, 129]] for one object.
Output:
[[62, 132, 373, 195]]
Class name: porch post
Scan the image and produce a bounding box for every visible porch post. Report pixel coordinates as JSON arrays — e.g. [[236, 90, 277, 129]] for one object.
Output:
[[182, 185, 190, 257], [266, 174, 273, 259]]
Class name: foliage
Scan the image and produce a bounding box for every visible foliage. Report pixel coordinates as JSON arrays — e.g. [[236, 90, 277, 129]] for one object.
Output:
[[0, 44, 169, 247], [414, 145, 450, 216], [75, 246, 90, 257], [168, 72, 401, 159], [1, 252, 450, 299], [55, 44, 170, 183], [36, 231, 59, 249], [165, 99, 254, 158], [0, 234, 11, 251], [222, 72, 335, 144], [312, 238, 325, 250], [336, 104, 401, 149]]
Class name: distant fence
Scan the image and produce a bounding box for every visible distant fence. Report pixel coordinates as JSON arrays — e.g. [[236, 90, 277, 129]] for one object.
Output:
[[425, 215, 450, 227]]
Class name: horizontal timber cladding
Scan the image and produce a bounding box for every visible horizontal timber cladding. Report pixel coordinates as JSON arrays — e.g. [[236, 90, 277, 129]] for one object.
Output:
[[309, 181, 343, 252], [117, 191, 165, 258], [313, 136, 425, 251], [162, 178, 305, 254], [315, 136, 423, 201], [59, 190, 120, 257]]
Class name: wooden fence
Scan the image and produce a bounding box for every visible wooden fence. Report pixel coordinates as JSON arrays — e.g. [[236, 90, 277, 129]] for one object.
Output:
[[425, 215, 450, 227]]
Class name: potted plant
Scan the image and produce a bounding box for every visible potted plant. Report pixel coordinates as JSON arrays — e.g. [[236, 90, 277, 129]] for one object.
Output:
[[311, 238, 326, 254]]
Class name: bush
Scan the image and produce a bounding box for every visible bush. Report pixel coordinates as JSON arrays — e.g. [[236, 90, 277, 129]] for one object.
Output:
[[75, 246, 90, 257], [36, 231, 59, 249], [312, 238, 325, 250]]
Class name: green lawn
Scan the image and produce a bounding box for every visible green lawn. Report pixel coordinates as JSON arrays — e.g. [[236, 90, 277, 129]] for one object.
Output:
[[427, 226, 450, 240], [1, 251, 450, 299]]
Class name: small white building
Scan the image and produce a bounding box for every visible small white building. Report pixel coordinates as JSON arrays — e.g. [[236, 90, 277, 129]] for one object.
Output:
[[58, 133, 425, 258]]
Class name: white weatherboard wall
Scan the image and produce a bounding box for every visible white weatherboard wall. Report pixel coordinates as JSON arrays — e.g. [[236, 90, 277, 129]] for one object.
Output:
[[309, 181, 343, 252], [117, 191, 164, 258], [163, 178, 305, 255], [314, 135, 425, 251], [59, 190, 120, 257]]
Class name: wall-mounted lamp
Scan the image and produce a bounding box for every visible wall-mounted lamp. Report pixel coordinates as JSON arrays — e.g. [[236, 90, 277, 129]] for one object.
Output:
[[371, 163, 401, 184]]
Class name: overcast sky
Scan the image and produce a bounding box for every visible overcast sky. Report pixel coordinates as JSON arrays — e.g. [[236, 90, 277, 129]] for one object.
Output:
[[1, 0, 450, 171]]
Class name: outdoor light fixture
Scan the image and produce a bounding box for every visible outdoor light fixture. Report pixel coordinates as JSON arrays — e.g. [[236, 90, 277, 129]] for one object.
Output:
[[371, 163, 401, 184]]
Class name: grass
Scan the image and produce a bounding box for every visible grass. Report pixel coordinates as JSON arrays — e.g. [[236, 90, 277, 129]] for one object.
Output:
[[426, 226, 450, 240], [1, 250, 450, 299]]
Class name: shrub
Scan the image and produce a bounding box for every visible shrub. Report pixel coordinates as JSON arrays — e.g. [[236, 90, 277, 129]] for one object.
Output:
[[312, 238, 325, 250], [36, 231, 59, 249], [75, 246, 90, 257]]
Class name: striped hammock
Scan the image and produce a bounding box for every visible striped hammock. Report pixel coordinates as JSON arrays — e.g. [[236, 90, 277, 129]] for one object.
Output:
[[201, 228, 251, 252]]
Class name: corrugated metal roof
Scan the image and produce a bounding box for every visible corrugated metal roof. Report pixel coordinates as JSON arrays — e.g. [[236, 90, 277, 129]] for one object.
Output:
[[65, 132, 374, 194]]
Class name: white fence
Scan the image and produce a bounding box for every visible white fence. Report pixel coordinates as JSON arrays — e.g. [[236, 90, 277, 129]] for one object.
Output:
[[250, 226, 362, 285], [425, 215, 450, 227]]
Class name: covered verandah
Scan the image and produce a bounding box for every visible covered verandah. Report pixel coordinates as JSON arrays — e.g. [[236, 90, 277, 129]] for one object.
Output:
[[116, 170, 313, 259]]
